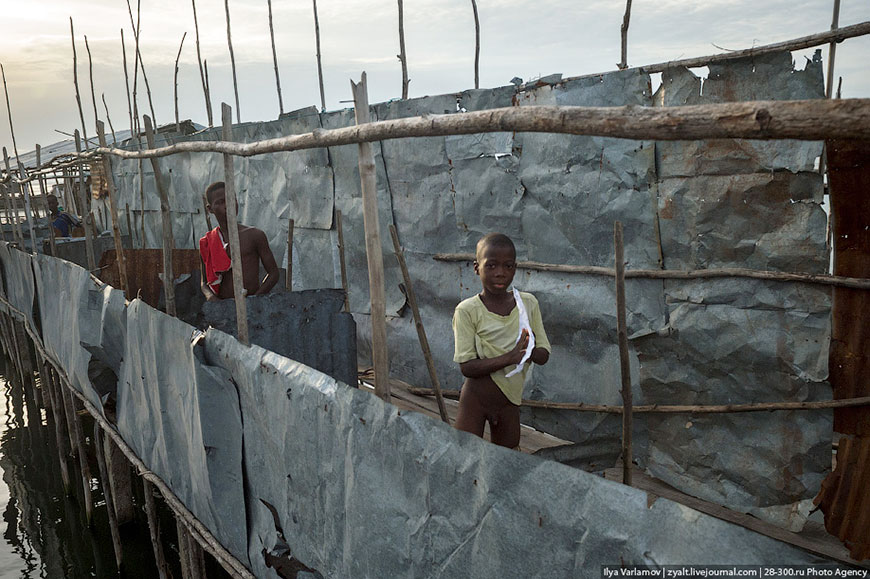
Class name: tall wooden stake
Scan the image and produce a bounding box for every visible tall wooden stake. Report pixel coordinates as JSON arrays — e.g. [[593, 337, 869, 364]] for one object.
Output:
[[98, 121, 129, 295], [94, 422, 123, 570], [618, 0, 633, 70], [389, 224, 448, 422], [471, 0, 480, 89], [285, 218, 294, 290], [143, 115, 176, 316], [126, 0, 158, 126], [224, 0, 241, 123], [221, 103, 249, 345], [65, 388, 95, 524], [70, 19, 91, 150], [268, 0, 284, 116], [336, 209, 350, 312], [143, 479, 169, 579], [174, 32, 188, 132], [101, 94, 118, 144], [826, 0, 841, 99], [37, 145, 57, 256], [121, 29, 135, 140], [397, 0, 409, 99], [312, 0, 326, 111], [16, 163, 37, 255], [614, 221, 633, 486], [84, 36, 101, 135], [351, 73, 390, 401], [1, 64, 35, 251], [43, 365, 71, 493], [204, 60, 213, 121], [3, 149, 24, 244], [73, 131, 97, 272], [191, 0, 213, 127], [125, 203, 133, 246]]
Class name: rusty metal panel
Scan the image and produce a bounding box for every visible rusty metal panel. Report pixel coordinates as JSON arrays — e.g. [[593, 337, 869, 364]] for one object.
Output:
[[828, 139, 870, 437], [97, 248, 201, 308], [815, 435, 870, 561]]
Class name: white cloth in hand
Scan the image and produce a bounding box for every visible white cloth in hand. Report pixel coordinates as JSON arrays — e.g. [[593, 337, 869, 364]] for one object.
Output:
[[505, 287, 535, 378]]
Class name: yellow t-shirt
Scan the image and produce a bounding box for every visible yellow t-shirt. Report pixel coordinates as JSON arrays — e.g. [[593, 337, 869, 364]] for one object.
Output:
[[452, 291, 551, 405]]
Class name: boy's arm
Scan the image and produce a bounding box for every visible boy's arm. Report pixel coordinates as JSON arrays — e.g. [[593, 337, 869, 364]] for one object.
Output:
[[254, 229, 279, 296], [459, 329, 530, 378], [200, 256, 220, 302]]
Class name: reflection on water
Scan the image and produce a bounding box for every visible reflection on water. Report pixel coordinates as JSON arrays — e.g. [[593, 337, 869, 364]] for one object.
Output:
[[0, 355, 159, 578]]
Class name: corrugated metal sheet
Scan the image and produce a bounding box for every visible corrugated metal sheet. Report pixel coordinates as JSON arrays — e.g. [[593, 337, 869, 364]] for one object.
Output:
[[816, 139, 870, 561]]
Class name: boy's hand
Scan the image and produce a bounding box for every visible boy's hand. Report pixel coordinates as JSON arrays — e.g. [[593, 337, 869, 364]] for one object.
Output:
[[508, 329, 530, 365]]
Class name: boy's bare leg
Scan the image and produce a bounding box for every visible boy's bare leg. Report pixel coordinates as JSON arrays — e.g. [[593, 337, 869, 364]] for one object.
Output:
[[455, 379, 487, 437], [490, 404, 520, 449]]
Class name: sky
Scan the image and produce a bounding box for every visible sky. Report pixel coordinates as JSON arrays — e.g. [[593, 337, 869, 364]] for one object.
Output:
[[0, 0, 868, 160]]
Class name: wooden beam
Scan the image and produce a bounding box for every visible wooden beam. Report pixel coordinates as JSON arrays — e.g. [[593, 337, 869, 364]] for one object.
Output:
[[351, 73, 390, 401], [143, 115, 176, 316], [93, 99, 870, 161], [221, 103, 250, 345], [433, 253, 870, 290]]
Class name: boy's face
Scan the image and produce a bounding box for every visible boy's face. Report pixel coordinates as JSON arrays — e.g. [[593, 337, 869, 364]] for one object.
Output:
[[207, 188, 233, 220], [474, 243, 516, 296]]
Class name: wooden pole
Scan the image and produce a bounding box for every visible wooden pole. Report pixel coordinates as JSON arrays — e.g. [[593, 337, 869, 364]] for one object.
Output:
[[268, 0, 284, 116], [397, 0, 409, 99], [143, 115, 176, 316], [826, 0, 841, 99], [84, 36, 101, 136], [73, 131, 97, 272], [101, 94, 118, 145], [433, 252, 870, 291], [389, 224, 448, 423], [202, 195, 212, 230], [204, 60, 213, 124], [43, 364, 71, 493], [121, 29, 135, 141], [125, 203, 133, 246], [4, 149, 25, 245], [221, 103, 249, 345], [94, 422, 123, 570], [16, 163, 37, 255], [470, 0, 480, 89], [143, 479, 169, 579], [95, 99, 870, 158], [37, 145, 57, 256], [126, 0, 158, 127], [351, 73, 390, 401], [70, 19, 91, 150], [97, 121, 129, 295], [336, 209, 350, 312], [285, 218, 294, 290], [224, 0, 241, 124], [65, 386, 95, 524], [176, 519, 193, 579], [190, 0, 213, 127], [139, 161, 146, 248], [312, 0, 326, 111], [614, 221, 632, 487], [618, 0, 632, 70], [174, 32, 187, 133]]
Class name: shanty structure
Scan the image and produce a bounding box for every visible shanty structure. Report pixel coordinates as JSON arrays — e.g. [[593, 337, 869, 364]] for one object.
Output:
[[0, 8, 869, 578]]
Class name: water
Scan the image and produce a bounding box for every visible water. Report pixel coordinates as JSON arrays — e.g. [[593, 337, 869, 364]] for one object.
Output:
[[0, 355, 166, 578]]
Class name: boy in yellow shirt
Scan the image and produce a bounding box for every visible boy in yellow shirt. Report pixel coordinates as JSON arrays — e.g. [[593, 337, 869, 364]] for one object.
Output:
[[452, 233, 551, 448]]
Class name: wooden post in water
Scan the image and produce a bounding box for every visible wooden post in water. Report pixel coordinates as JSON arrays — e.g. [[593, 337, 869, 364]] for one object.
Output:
[[104, 435, 135, 524], [65, 387, 95, 523], [97, 121, 129, 294], [143, 115, 177, 316], [389, 224, 449, 423], [143, 479, 169, 579], [220, 103, 250, 345], [614, 221, 633, 486], [176, 519, 193, 579], [285, 218, 294, 290], [351, 73, 390, 401], [93, 422, 123, 570], [43, 364, 71, 494], [336, 209, 350, 312], [73, 131, 97, 272], [312, 0, 326, 111], [36, 145, 57, 256]]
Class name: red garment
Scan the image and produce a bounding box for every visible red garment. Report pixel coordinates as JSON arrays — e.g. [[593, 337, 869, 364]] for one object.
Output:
[[199, 227, 232, 294]]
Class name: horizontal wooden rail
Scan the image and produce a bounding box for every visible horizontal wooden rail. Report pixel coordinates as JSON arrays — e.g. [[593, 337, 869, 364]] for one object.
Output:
[[408, 387, 870, 414], [433, 253, 870, 290]]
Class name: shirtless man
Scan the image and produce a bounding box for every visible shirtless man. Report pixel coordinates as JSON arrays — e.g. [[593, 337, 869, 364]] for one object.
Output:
[[199, 181, 279, 301]]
